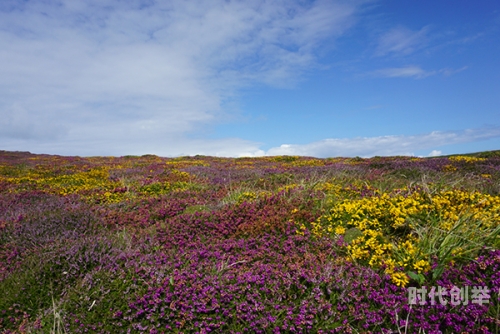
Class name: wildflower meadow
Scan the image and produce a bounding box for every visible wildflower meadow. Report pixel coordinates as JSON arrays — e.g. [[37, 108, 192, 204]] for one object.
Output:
[[0, 150, 499, 333]]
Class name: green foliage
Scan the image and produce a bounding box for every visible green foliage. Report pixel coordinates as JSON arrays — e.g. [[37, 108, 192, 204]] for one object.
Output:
[[138, 182, 172, 196], [273, 155, 300, 162], [183, 204, 212, 215], [409, 212, 500, 283], [0, 255, 67, 329], [63, 270, 147, 332], [343, 227, 363, 245]]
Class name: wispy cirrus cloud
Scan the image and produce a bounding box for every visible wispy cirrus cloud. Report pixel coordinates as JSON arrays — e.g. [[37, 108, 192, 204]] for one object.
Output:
[[370, 24, 470, 80], [439, 66, 468, 76], [371, 65, 468, 79], [372, 65, 435, 79], [375, 25, 430, 57], [0, 0, 366, 156]]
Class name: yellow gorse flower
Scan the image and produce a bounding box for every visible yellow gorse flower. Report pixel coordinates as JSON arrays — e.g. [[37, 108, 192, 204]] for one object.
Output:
[[413, 259, 431, 274], [304, 185, 500, 281], [449, 156, 486, 163], [391, 272, 409, 287]]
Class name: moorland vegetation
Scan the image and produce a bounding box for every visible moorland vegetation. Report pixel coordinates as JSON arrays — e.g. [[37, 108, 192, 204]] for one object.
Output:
[[0, 150, 499, 333]]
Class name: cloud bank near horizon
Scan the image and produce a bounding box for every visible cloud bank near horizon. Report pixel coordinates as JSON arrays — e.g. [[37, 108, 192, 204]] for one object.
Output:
[[257, 126, 500, 158], [4, 126, 499, 159]]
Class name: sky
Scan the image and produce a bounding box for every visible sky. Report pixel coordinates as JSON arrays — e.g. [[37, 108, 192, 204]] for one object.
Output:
[[1, 0, 499, 158]]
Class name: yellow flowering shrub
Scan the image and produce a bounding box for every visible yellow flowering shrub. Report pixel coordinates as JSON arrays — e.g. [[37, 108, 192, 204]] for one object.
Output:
[[236, 191, 258, 204], [442, 164, 457, 172], [449, 156, 486, 163], [170, 169, 192, 182], [1, 166, 132, 203], [277, 184, 299, 193], [290, 159, 325, 167], [308, 186, 500, 286]]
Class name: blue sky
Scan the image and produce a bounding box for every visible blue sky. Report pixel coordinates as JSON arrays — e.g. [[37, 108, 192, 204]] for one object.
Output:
[[1, 0, 499, 158]]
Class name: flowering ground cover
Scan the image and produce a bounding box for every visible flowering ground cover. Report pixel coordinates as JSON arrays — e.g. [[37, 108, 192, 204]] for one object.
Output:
[[0, 150, 499, 333]]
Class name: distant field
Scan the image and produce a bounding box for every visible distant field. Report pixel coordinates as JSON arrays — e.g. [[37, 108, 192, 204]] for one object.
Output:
[[1, 150, 499, 333]]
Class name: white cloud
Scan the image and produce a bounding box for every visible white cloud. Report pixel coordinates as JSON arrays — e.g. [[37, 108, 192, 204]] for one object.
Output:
[[428, 150, 442, 157], [260, 126, 500, 158], [439, 66, 468, 76], [371, 65, 469, 79], [0, 104, 67, 140], [375, 25, 429, 57], [372, 65, 435, 79], [0, 0, 365, 156]]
